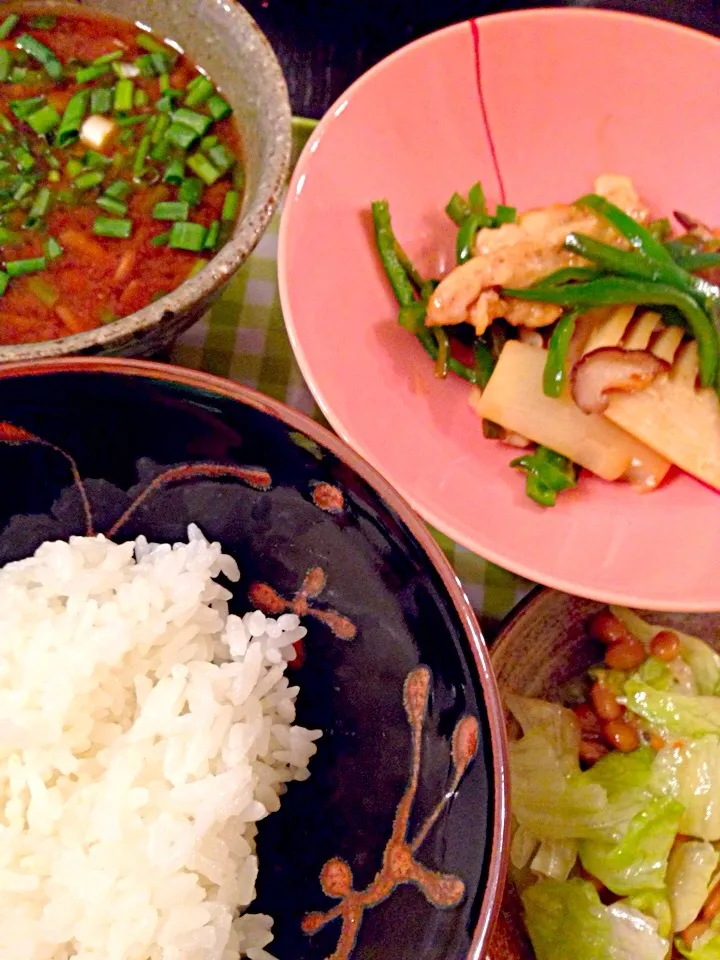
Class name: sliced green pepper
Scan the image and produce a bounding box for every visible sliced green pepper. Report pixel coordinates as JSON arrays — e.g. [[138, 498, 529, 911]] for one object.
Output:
[[456, 211, 490, 264], [543, 309, 578, 398], [665, 239, 720, 272], [575, 193, 674, 264], [371, 200, 415, 307], [510, 446, 578, 507], [530, 266, 605, 288], [432, 327, 450, 378], [473, 337, 495, 388], [445, 191, 470, 226], [502, 276, 719, 388]]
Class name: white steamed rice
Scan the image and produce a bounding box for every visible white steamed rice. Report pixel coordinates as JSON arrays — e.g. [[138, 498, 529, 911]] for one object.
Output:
[[0, 524, 321, 960]]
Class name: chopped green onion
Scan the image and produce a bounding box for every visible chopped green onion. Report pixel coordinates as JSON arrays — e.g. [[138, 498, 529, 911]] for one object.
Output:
[[152, 200, 189, 221], [150, 51, 170, 74], [0, 49, 11, 83], [116, 114, 146, 127], [179, 177, 204, 206], [171, 108, 212, 136], [45, 236, 63, 259], [93, 50, 125, 66], [8, 65, 26, 83], [134, 88, 149, 109], [207, 95, 232, 121], [207, 143, 234, 174], [168, 221, 206, 251], [0, 113, 12, 133], [0, 13, 19, 40], [26, 103, 60, 135], [200, 134, 218, 152], [93, 216, 133, 239], [66, 157, 84, 178], [75, 62, 110, 84], [151, 113, 169, 143], [163, 158, 184, 185], [12, 147, 34, 172], [165, 122, 199, 150], [6, 256, 46, 277], [150, 138, 170, 162], [203, 219, 220, 249], [10, 95, 44, 119], [27, 275, 58, 306], [27, 186, 51, 221], [0, 227, 18, 243], [84, 149, 111, 169], [29, 15, 58, 30], [132, 134, 151, 180], [16, 34, 63, 80], [158, 72, 170, 93], [0, 271, 9, 296], [75, 170, 105, 190], [97, 194, 127, 215], [151, 231, 170, 246], [113, 78, 134, 113], [187, 153, 220, 184], [90, 87, 113, 115], [118, 129, 133, 145], [13, 180, 33, 202], [135, 53, 156, 77], [494, 204, 517, 225], [105, 179, 131, 200], [185, 74, 214, 107], [57, 90, 88, 146], [221, 189, 239, 221], [136, 32, 171, 57], [187, 258, 205, 278], [47, 169, 60, 182]]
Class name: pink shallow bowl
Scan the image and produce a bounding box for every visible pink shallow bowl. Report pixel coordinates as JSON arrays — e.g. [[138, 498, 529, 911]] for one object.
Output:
[[279, 8, 720, 612]]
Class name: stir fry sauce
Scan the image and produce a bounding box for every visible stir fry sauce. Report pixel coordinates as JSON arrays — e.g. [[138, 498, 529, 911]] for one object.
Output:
[[0, 7, 243, 345]]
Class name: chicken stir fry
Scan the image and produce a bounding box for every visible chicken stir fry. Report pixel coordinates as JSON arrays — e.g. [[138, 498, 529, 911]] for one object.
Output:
[[370, 175, 720, 508], [427, 175, 649, 334]]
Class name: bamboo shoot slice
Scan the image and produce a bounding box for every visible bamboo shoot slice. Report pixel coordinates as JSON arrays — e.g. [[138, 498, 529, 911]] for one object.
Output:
[[474, 340, 670, 486], [623, 310, 662, 350], [583, 304, 636, 353], [605, 343, 720, 491], [651, 325, 684, 365]]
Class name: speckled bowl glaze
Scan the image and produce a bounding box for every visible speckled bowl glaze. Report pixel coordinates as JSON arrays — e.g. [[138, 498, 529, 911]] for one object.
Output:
[[485, 589, 720, 960], [0, 356, 508, 960], [0, 0, 291, 362]]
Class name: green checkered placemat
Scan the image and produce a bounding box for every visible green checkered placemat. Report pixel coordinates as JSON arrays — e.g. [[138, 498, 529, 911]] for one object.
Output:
[[171, 119, 534, 633]]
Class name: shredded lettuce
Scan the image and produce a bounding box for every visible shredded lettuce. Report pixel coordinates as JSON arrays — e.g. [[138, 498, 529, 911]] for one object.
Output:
[[667, 840, 719, 931], [624, 891, 673, 939], [579, 793, 683, 895], [510, 821, 539, 870], [606, 902, 670, 960], [531, 838, 578, 881], [636, 656, 675, 691], [653, 737, 720, 841], [583, 745, 655, 799], [522, 878, 669, 960], [522, 878, 611, 960], [624, 678, 720, 737], [612, 607, 720, 696], [506, 693, 580, 775]]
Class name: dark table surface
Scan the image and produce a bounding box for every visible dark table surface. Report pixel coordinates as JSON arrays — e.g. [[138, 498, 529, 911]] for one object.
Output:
[[243, 0, 720, 119]]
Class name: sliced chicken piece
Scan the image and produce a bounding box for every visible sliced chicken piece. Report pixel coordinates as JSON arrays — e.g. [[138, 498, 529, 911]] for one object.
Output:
[[426, 175, 649, 334]]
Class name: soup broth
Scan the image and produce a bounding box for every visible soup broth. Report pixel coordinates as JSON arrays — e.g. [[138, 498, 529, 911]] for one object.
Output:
[[0, 6, 243, 345]]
